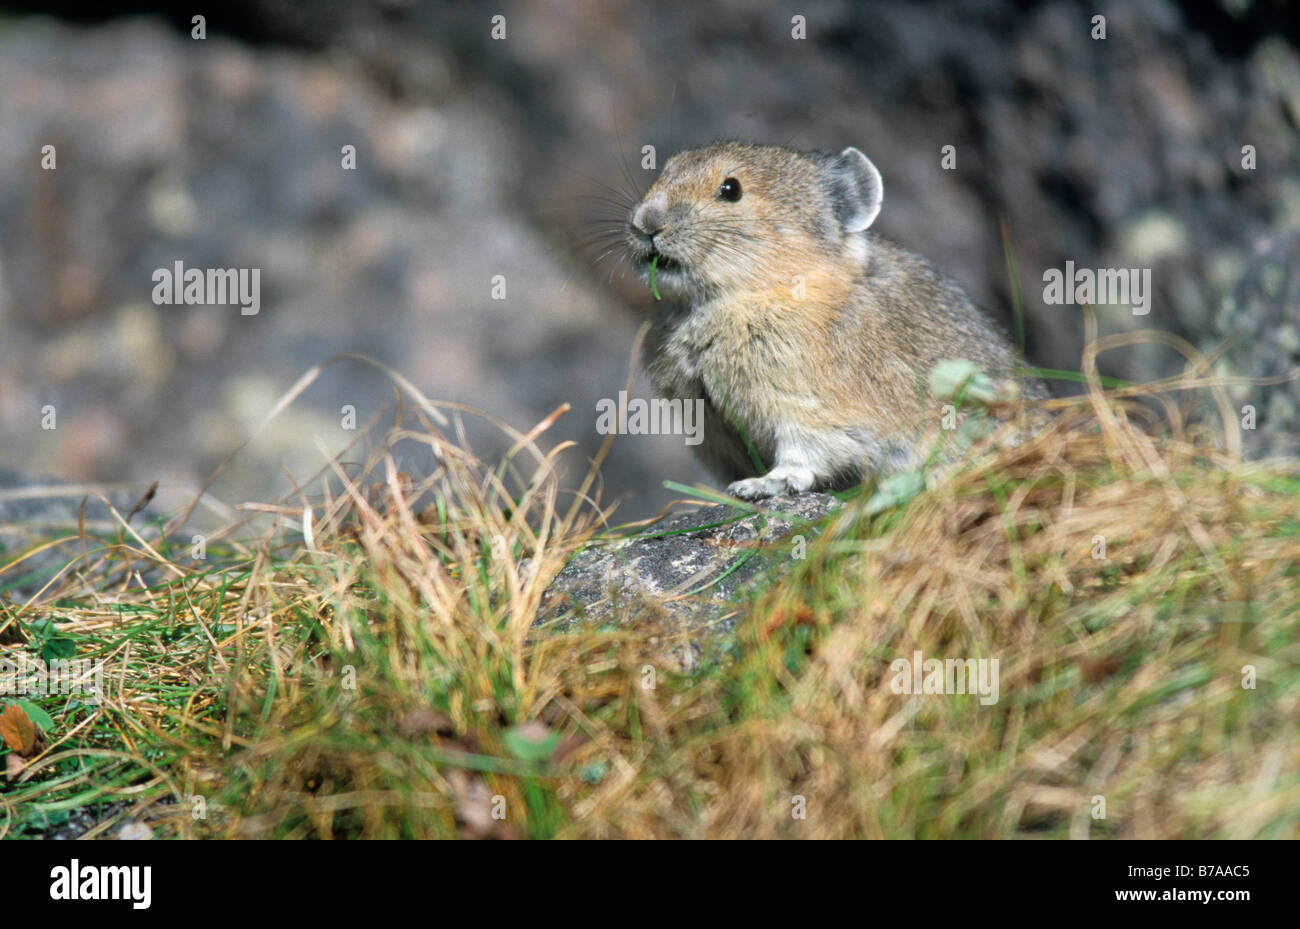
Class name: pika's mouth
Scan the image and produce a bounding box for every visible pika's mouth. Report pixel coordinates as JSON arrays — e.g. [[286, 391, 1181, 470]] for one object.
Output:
[[648, 252, 683, 273]]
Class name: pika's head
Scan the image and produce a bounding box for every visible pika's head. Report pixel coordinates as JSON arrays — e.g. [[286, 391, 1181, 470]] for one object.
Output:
[[626, 141, 883, 299]]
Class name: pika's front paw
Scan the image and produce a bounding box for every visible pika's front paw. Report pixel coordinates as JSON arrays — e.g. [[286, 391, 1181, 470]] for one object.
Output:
[[727, 466, 817, 500]]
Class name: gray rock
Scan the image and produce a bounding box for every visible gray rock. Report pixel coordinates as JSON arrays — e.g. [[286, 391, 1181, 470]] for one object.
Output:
[[540, 493, 841, 665], [1212, 229, 1300, 460]]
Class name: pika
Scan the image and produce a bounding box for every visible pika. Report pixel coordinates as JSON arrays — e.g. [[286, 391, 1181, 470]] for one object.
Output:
[[625, 140, 1045, 500]]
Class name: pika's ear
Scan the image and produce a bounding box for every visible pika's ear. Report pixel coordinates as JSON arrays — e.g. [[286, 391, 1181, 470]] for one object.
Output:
[[826, 146, 883, 233]]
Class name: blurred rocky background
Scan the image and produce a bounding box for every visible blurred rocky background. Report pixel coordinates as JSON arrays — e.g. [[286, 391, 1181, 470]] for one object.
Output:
[[0, 0, 1296, 531]]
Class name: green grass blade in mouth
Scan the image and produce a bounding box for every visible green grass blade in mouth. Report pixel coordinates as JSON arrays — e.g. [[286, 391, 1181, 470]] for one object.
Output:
[[651, 253, 662, 301]]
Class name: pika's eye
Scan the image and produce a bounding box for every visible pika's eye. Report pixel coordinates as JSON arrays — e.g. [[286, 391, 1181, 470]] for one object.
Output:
[[718, 177, 742, 202]]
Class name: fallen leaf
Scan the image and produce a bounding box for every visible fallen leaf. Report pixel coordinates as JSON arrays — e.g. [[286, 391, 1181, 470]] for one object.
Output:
[[0, 703, 36, 755]]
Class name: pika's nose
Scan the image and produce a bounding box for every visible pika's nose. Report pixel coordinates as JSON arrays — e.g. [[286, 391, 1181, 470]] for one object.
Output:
[[631, 202, 667, 240]]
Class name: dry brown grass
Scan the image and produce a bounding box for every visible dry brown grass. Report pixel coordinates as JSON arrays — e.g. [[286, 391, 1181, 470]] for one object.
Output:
[[1, 349, 1297, 838]]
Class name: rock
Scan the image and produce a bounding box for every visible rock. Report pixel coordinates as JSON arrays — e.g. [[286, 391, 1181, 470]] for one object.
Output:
[[540, 492, 841, 663], [1212, 229, 1300, 460]]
